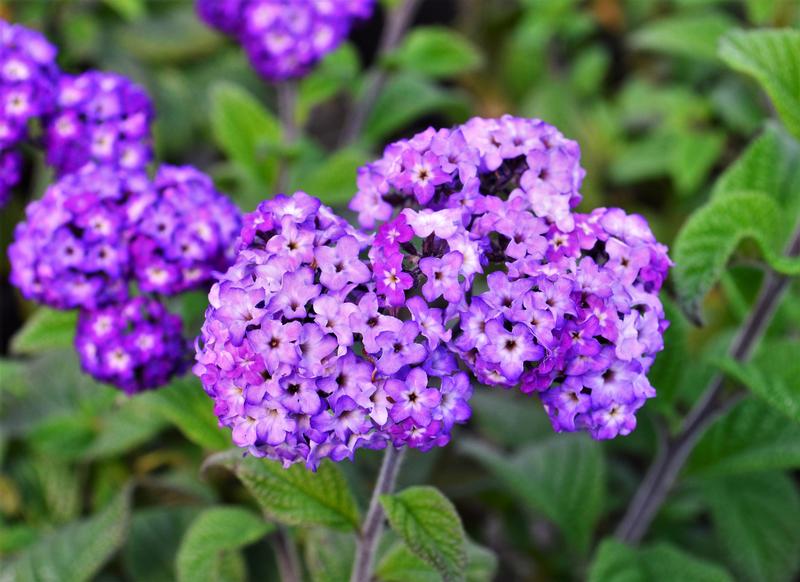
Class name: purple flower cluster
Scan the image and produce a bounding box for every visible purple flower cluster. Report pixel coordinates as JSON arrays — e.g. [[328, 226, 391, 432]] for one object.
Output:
[[351, 116, 671, 440], [44, 71, 154, 176], [76, 297, 189, 395], [195, 192, 472, 469], [129, 165, 242, 295], [0, 19, 59, 205], [196, 0, 375, 81], [9, 165, 149, 310]]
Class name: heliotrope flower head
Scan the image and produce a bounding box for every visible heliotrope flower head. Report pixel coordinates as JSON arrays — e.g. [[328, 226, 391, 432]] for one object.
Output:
[[129, 165, 242, 295], [195, 192, 472, 469], [0, 19, 59, 149], [196, 0, 375, 82], [75, 296, 189, 394], [8, 164, 150, 310], [44, 71, 154, 176], [0, 148, 22, 207], [351, 116, 670, 440]]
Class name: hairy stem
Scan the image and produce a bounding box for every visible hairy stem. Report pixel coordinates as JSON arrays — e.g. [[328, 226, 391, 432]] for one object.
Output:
[[350, 446, 406, 582], [615, 225, 800, 544], [276, 80, 298, 193], [339, 0, 423, 146]]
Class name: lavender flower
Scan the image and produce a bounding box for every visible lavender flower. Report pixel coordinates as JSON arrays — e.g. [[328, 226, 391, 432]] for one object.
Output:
[[75, 296, 189, 394], [195, 192, 472, 469], [129, 165, 242, 295], [351, 116, 671, 440], [0, 148, 22, 207], [196, 0, 375, 82], [0, 19, 59, 149], [8, 164, 149, 310], [44, 71, 154, 176]]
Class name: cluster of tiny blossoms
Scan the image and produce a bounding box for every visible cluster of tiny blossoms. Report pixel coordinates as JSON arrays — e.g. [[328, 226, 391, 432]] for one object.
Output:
[[0, 19, 59, 204], [197, 0, 375, 81], [351, 116, 671, 439], [44, 71, 154, 176], [194, 192, 472, 469], [76, 297, 189, 395]]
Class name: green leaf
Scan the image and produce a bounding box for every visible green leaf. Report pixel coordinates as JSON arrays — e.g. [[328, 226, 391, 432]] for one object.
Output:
[[588, 540, 733, 582], [702, 472, 800, 582], [632, 12, 735, 62], [715, 341, 800, 424], [379, 486, 467, 582], [209, 81, 281, 191], [292, 147, 368, 207], [10, 309, 77, 355], [364, 73, 470, 145], [206, 452, 360, 531], [388, 27, 483, 78], [670, 130, 726, 195], [102, 0, 145, 20], [672, 191, 800, 321], [377, 539, 497, 582], [176, 507, 272, 582], [298, 43, 360, 124], [140, 377, 230, 451], [83, 398, 168, 460], [461, 435, 605, 553], [720, 29, 800, 140], [1, 487, 132, 582], [123, 507, 200, 582], [118, 8, 221, 63], [686, 399, 800, 477]]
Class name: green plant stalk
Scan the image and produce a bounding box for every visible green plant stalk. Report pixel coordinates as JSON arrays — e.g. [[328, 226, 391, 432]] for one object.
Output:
[[339, 0, 423, 146], [350, 446, 407, 582], [271, 525, 302, 582], [615, 224, 800, 543]]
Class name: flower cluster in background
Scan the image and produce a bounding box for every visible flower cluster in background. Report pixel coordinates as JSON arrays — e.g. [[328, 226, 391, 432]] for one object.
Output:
[[196, 0, 375, 81], [195, 192, 473, 469], [351, 116, 671, 440], [5, 19, 242, 394], [0, 19, 59, 204]]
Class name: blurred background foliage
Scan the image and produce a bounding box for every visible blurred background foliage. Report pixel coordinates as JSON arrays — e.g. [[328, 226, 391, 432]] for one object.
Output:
[[2, 0, 800, 581]]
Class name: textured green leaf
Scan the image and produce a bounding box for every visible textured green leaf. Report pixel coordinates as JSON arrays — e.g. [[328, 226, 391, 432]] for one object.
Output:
[[10, 309, 77, 355], [377, 539, 497, 582], [388, 27, 483, 78], [206, 452, 360, 530], [140, 377, 230, 451], [672, 191, 800, 320], [720, 29, 800, 140], [304, 528, 356, 582], [209, 81, 280, 190], [461, 435, 605, 553], [176, 507, 272, 582], [292, 147, 368, 207], [364, 73, 470, 145], [123, 507, 200, 582], [0, 487, 132, 582], [702, 472, 800, 582], [686, 399, 800, 477], [671, 130, 726, 195], [588, 540, 733, 582], [715, 341, 800, 424], [632, 12, 735, 62], [380, 486, 467, 582]]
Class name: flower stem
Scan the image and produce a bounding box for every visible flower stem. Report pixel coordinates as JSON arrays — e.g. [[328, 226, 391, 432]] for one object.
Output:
[[276, 80, 298, 193], [350, 446, 406, 582], [339, 0, 423, 146], [615, 224, 800, 544], [271, 525, 302, 582]]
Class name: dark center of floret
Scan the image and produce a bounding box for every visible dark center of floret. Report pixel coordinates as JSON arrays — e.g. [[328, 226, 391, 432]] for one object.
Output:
[[367, 316, 378, 327], [602, 369, 616, 382], [434, 271, 443, 280], [393, 342, 403, 353], [269, 337, 280, 349], [287, 383, 300, 395], [504, 339, 517, 351]]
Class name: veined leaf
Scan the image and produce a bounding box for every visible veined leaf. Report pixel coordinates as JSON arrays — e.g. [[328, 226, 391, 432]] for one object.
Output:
[[460, 435, 605, 553], [720, 29, 800, 140], [0, 487, 132, 582], [205, 452, 360, 531], [686, 399, 800, 477], [387, 27, 484, 79], [176, 507, 272, 582], [377, 539, 497, 582], [672, 191, 800, 320], [379, 486, 467, 582], [588, 539, 733, 582], [702, 472, 800, 582], [632, 12, 735, 62]]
